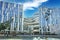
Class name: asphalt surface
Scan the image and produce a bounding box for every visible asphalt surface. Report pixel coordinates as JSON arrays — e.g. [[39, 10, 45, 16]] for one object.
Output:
[[0, 35, 60, 39]]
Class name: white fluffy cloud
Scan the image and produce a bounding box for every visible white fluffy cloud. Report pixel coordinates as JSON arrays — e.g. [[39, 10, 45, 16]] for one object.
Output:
[[23, 0, 48, 11]]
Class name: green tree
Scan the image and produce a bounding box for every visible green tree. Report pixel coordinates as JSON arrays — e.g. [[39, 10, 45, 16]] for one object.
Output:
[[0, 17, 13, 31]]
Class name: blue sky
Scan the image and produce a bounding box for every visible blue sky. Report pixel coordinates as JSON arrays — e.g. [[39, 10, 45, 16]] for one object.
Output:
[[0, 0, 60, 18]]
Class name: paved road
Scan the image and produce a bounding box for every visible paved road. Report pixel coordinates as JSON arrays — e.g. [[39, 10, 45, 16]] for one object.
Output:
[[16, 35, 60, 38], [0, 38, 60, 40], [0, 35, 60, 38]]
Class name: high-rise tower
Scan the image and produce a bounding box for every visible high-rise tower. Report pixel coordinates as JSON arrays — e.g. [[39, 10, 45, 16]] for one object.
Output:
[[0, 1, 24, 32]]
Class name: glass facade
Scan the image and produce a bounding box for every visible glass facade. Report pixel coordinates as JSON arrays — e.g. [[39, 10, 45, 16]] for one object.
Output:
[[39, 7, 60, 34], [0, 1, 23, 32]]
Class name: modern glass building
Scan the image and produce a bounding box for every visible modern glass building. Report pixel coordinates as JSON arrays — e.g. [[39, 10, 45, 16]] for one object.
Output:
[[39, 7, 60, 34], [0, 1, 24, 32]]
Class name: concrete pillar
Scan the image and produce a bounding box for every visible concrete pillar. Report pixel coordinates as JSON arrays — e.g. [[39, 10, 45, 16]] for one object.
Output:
[[1, 2, 4, 23], [41, 8, 43, 34], [12, 4, 16, 31], [17, 5, 20, 31], [19, 4, 24, 32], [49, 10, 52, 33]]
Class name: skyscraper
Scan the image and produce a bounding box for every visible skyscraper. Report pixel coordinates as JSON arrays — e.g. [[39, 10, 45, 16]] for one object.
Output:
[[39, 7, 60, 34], [0, 1, 24, 32]]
